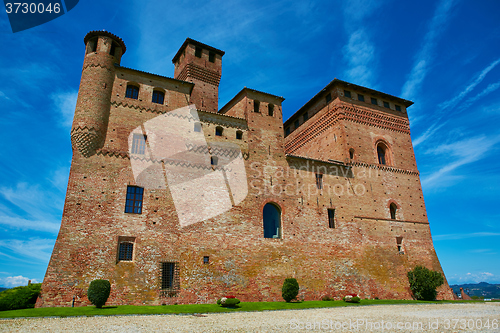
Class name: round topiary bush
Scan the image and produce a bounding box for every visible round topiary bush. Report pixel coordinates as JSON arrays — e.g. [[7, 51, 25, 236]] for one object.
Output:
[[87, 279, 111, 308], [282, 278, 299, 302]]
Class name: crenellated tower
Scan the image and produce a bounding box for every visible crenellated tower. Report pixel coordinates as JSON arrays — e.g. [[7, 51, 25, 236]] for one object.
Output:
[[71, 31, 126, 157], [172, 38, 224, 113]]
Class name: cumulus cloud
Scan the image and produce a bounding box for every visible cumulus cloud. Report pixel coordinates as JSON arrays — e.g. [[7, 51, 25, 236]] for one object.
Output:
[[0, 276, 40, 288]]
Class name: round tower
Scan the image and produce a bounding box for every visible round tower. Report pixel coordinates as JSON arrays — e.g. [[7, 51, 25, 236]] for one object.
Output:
[[70, 31, 126, 157]]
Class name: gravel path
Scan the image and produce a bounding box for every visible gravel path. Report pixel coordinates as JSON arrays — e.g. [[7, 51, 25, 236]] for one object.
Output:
[[1, 303, 499, 332]]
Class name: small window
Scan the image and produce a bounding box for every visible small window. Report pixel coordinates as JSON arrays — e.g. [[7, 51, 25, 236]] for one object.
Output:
[[371, 97, 378, 105], [377, 144, 387, 165], [268, 104, 274, 116], [254, 100, 260, 113], [303, 112, 308, 122], [110, 43, 116, 56], [215, 126, 223, 136], [395, 105, 401, 111], [195, 46, 202, 58], [263, 203, 281, 239], [390, 203, 397, 220], [285, 127, 290, 136], [349, 148, 354, 159], [294, 120, 299, 129], [203, 256, 209, 264], [344, 90, 351, 98], [211, 156, 218, 166], [325, 93, 332, 103], [126, 85, 139, 99], [383, 101, 390, 108], [209, 51, 215, 63], [396, 236, 403, 254], [131, 134, 147, 154], [327, 209, 335, 228], [91, 38, 98, 52], [194, 122, 202, 132], [315, 173, 323, 189], [358, 94, 365, 102], [236, 130, 243, 140], [161, 262, 177, 290], [152, 90, 165, 104], [118, 241, 134, 261], [125, 186, 144, 214]]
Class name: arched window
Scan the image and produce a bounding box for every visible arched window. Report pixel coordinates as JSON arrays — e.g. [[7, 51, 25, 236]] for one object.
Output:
[[215, 126, 223, 136], [377, 143, 387, 165], [152, 90, 165, 104], [263, 203, 281, 239], [390, 203, 397, 220], [126, 84, 139, 99], [349, 148, 355, 159]]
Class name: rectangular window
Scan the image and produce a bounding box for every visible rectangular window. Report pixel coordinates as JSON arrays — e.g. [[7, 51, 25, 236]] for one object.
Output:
[[327, 209, 335, 228], [203, 256, 209, 264], [161, 262, 177, 290], [125, 186, 144, 214], [126, 85, 139, 99], [303, 111, 308, 122], [294, 119, 299, 129], [344, 90, 351, 98], [110, 43, 116, 56], [209, 51, 215, 63], [371, 97, 378, 105], [131, 134, 147, 155], [268, 104, 274, 116], [396, 236, 404, 254], [285, 127, 290, 136], [118, 242, 134, 261], [325, 93, 332, 103], [195, 46, 202, 58], [254, 100, 260, 113], [383, 101, 390, 108], [315, 173, 323, 189], [395, 105, 401, 111], [358, 94, 365, 102]]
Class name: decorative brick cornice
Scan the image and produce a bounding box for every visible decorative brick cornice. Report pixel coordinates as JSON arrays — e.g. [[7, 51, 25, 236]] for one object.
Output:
[[349, 161, 419, 175], [197, 110, 248, 129], [176, 63, 221, 86], [354, 216, 428, 224], [96, 149, 130, 159], [83, 62, 114, 72], [110, 101, 168, 115]]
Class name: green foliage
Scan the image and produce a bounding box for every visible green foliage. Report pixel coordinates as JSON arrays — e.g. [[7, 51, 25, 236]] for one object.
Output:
[[87, 280, 111, 308], [216, 298, 221, 305], [0, 283, 41, 311], [219, 298, 240, 307], [407, 266, 444, 301], [282, 278, 299, 302], [321, 295, 333, 301]]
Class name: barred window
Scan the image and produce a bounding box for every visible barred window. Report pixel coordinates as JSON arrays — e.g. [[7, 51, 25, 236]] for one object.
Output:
[[131, 134, 147, 155], [118, 242, 134, 261], [152, 90, 165, 104], [125, 186, 144, 214], [126, 85, 139, 99], [161, 262, 177, 290]]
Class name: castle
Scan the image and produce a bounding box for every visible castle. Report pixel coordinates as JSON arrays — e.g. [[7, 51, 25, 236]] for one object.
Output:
[[36, 31, 454, 307]]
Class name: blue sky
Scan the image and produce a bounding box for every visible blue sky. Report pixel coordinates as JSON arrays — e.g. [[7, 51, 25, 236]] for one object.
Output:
[[0, 0, 499, 288]]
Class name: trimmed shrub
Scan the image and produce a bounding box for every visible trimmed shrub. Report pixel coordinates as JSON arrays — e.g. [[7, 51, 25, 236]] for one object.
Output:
[[321, 295, 333, 301], [407, 266, 444, 301], [343, 295, 360, 303], [282, 278, 299, 302], [217, 297, 240, 307], [87, 279, 111, 308], [0, 283, 41, 311]]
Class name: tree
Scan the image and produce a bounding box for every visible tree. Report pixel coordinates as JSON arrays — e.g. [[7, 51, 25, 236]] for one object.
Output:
[[282, 278, 299, 302], [87, 279, 111, 308], [0, 283, 41, 311], [407, 266, 444, 301]]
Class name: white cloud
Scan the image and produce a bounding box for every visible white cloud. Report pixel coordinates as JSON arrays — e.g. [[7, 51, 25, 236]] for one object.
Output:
[[51, 90, 78, 128], [0, 238, 54, 262], [401, 0, 456, 102], [413, 122, 447, 147], [0, 276, 40, 288], [460, 81, 500, 111], [0, 91, 11, 100], [438, 58, 500, 112], [434, 232, 500, 241], [448, 272, 500, 284], [342, 29, 376, 87], [0, 215, 59, 233], [421, 135, 500, 189]]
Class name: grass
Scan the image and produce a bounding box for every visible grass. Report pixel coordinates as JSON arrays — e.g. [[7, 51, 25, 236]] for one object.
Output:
[[0, 299, 490, 319]]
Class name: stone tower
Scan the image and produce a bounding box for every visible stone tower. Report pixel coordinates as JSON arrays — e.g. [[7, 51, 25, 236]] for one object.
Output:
[[71, 31, 126, 157], [172, 38, 224, 113]]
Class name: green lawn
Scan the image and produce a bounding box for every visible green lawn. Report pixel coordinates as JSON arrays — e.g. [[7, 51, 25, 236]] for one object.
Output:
[[0, 299, 487, 319]]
